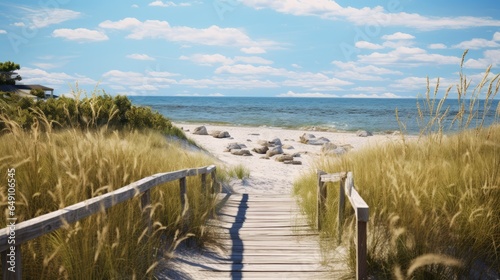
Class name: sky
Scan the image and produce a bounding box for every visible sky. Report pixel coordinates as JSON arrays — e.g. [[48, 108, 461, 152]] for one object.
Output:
[[0, 0, 499, 98]]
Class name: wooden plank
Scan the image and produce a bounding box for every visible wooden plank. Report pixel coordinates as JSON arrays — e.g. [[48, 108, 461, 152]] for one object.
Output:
[[185, 193, 347, 279], [317, 170, 327, 230], [201, 271, 333, 279], [197, 263, 328, 272], [0, 165, 217, 252], [320, 172, 344, 183]]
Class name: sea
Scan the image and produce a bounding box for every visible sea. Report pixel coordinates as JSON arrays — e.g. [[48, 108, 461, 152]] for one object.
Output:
[[128, 96, 499, 135]]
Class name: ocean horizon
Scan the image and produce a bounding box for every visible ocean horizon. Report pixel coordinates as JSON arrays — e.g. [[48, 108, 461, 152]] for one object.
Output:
[[129, 96, 499, 135]]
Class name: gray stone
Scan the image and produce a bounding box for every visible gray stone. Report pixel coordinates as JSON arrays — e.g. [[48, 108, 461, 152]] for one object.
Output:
[[356, 130, 373, 137], [230, 149, 252, 156], [211, 130, 231, 138], [257, 139, 270, 147], [260, 156, 270, 160], [321, 142, 338, 153], [282, 144, 294, 150], [275, 155, 294, 162], [284, 160, 302, 165], [226, 143, 242, 151], [307, 137, 330, 145], [192, 126, 208, 135], [252, 146, 269, 154], [269, 138, 282, 147], [266, 146, 284, 157]]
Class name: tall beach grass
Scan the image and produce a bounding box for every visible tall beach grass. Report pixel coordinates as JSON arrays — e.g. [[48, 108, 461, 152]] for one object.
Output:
[[294, 55, 500, 279], [0, 95, 217, 279]]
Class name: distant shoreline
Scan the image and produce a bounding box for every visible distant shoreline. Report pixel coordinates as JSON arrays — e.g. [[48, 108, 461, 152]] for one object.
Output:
[[129, 96, 499, 136]]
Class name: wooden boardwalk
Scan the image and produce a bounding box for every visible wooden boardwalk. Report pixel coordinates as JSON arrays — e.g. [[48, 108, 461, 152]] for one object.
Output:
[[165, 193, 346, 279]]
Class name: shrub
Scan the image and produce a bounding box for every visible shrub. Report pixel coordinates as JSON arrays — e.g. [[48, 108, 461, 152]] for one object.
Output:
[[0, 88, 185, 139]]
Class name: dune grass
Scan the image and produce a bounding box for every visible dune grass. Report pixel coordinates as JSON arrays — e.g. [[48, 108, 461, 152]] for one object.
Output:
[[227, 164, 251, 180], [0, 116, 217, 279], [293, 56, 500, 279]]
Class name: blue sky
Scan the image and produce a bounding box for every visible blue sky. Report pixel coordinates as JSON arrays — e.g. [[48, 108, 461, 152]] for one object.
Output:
[[0, 0, 499, 98]]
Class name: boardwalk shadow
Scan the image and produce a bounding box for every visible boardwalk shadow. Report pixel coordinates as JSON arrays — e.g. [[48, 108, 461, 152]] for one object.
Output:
[[229, 193, 248, 280]]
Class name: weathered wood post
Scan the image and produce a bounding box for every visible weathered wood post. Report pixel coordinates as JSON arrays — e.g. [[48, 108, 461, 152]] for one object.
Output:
[[316, 170, 327, 230], [338, 173, 346, 245], [201, 173, 207, 194], [211, 168, 217, 194], [179, 176, 187, 214], [1, 246, 22, 280], [140, 189, 152, 237], [357, 219, 368, 280]]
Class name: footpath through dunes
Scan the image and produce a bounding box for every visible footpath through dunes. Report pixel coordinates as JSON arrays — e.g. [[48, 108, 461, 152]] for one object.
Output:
[[158, 124, 382, 279], [162, 193, 347, 279]]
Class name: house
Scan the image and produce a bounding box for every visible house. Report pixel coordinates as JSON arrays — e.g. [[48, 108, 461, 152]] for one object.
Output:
[[0, 84, 55, 99]]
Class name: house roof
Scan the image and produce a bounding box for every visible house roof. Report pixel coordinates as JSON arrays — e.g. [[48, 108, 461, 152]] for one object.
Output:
[[0, 84, 54, 92]]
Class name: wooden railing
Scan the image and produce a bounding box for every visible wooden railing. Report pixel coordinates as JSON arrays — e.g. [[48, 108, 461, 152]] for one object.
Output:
[[317, 170, 369, 280], [0, 165, 217, 280]]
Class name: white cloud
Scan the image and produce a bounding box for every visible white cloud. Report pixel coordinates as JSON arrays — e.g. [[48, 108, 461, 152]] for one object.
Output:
[[100, 18, 277, 50], [180, 54, 234, 65], [148, 1, 191, 7], [389, 76, 453, 91], [381, 40, 415, 49], [18, 67, 96, 87], [453, 38, 500, 50], [13, 22, 25, 27], [179, 53, 274, 66], [32, 63, 59, 69], [178, 77, 278, 89], [352, 86, 387, 93], [428, 43, 447, 49], [355, 41, 383, 49], [209, 93, 224, 97], [52, 28, 109, 42], [343, 93, 402, 98], [331, 61, 402, 81], [332, 61, 403, 75], [494, 32, 500, 41], [464, 49, 500, 69], [277, 91, 338, 98], [467, 71, 499, 86], [19, 8, 81, 28], [130, 84, 159, 91], [382, 32, 415, 40], [241, 47, 266, 54], [240, 0, 500, 30], [102, 70, 177, 93], [99, 17, 142, 29], [291, 63, 301, 69], [358, 47, 461, 65], [0, 30, 6, 34], [215, 64, 285, 76], [126, 54, 156, 60], [147, 71, 179, 77], [131, 4, 139, 8], [235, 56, 273, 65]]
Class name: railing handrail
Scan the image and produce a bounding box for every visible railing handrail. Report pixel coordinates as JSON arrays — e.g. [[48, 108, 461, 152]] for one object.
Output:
[[0, 164, 217, 279], [317, 170, 369, 280]]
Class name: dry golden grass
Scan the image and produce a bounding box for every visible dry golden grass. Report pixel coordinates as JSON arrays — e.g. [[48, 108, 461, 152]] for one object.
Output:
[[0, 117, 217, 279], [294, 56, 500, 279]]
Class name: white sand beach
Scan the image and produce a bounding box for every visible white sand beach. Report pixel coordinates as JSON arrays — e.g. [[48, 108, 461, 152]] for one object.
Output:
[[177, 123, 406, 194]]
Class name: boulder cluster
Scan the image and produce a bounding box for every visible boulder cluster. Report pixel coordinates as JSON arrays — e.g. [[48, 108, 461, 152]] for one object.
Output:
[[191, 126, 356, 163], [192, 125, 232, 139]]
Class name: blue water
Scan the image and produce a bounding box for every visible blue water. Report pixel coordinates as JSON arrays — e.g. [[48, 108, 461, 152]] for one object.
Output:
[[128, 96, 499, 135]]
